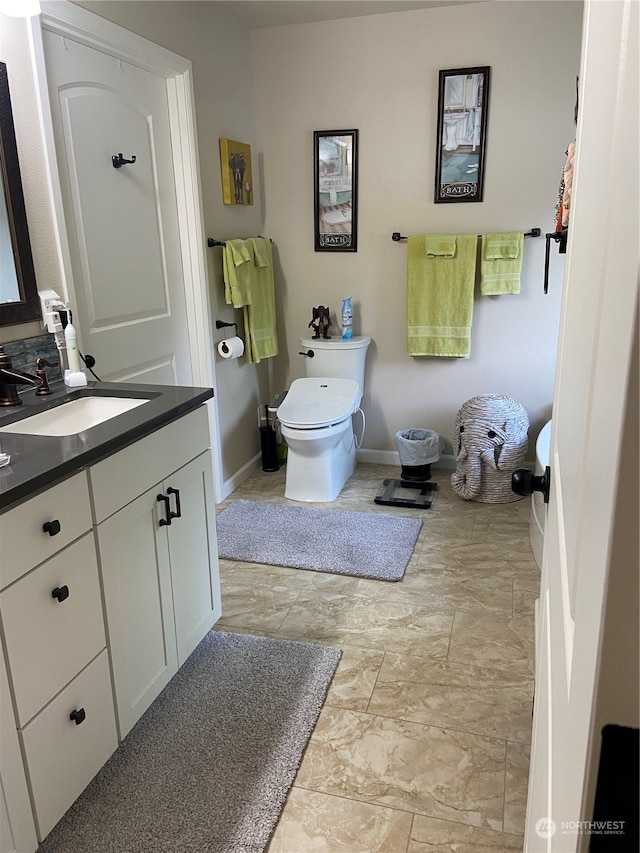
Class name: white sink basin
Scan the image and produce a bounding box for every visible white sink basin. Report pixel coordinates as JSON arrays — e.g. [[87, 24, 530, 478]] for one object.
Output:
[[0, 396, 149, 437]]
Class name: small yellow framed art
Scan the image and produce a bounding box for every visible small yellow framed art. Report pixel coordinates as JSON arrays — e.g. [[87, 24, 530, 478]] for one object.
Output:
[[219, 138, 254, 205]]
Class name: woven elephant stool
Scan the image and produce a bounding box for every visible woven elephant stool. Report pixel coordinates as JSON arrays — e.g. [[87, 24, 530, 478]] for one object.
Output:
[[451, 394, 529, 502]]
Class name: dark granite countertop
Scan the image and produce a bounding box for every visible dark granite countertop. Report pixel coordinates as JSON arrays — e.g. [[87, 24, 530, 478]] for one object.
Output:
[[0, 381, 213, 512]]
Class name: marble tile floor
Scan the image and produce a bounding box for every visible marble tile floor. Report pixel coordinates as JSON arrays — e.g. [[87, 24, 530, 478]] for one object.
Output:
[[214, 463, 538, 853]]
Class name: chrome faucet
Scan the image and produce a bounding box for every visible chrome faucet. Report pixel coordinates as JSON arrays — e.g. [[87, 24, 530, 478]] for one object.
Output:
[[0, 347, 56, 406]]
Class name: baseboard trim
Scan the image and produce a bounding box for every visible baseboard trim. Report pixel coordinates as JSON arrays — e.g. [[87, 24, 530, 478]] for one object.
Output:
[[222, 450, 535, 502], [220, 453, 262, 501], [356, 448, 457, 471]]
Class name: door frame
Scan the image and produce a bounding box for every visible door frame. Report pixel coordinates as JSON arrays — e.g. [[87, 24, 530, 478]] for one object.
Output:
[[30, 1, 224, 500]]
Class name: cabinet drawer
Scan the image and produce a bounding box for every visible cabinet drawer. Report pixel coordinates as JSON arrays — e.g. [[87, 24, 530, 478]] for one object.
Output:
[[20, 650, 117, 842], [89, 405, 210, 523], [0, 534, 106, 726], [0, 472, 92, 590]]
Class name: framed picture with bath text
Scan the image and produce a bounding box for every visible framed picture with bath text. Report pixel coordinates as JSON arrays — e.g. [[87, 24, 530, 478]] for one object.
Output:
[[314, 129, 358, 251], [434, 67, 490, 203]]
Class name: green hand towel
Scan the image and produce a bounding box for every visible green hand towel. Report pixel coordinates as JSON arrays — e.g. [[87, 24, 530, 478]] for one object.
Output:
[[407, 234, 477, 358], [425, 235, 457, 257], [480, 232, 523, 295], [223, 239, 253, 307]]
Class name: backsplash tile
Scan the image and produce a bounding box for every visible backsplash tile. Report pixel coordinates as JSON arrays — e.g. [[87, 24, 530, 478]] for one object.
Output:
[[3, 333, 63, 389]]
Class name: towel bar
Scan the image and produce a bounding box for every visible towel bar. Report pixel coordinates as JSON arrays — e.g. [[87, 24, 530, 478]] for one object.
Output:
[[207, 236, 273, 248], [391, 228, 541, 242]]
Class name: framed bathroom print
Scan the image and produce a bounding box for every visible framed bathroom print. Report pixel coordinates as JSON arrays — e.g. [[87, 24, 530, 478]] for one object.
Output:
[[219, 138, 254, 205], [314, 129, 358, 251], [434, 67, 490, 203]]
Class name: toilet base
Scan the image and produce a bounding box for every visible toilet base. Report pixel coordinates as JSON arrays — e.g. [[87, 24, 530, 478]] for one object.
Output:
[[281, 419, 357, 502]]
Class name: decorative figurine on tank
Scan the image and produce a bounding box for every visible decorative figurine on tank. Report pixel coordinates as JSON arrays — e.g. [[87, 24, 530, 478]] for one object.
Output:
[[308, 305, 332, 339]]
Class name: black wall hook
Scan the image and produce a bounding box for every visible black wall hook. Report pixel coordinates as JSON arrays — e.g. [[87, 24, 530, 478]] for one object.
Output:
[[112, 153, 137, 169]]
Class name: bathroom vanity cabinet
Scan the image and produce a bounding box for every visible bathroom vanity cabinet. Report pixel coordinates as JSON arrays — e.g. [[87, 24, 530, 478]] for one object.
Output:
[[0, 396, 220, 847]]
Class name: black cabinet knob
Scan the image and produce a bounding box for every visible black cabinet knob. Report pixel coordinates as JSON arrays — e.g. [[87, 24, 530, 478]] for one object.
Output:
[[511, 466, 551, 503], [52, 585, 70, 602], [43, 519, 61, 536], [69, 708, 86, 725]]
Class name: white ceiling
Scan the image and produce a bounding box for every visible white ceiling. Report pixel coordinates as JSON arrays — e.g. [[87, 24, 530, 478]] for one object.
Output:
[[209, 1, 476, 30]]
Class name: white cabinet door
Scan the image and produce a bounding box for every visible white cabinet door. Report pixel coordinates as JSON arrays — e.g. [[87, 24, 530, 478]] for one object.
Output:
[[98, 449, 221, 738], [97, 488, 178, 740], [165, 451, 221, 665], [0, 648, 37, 853]]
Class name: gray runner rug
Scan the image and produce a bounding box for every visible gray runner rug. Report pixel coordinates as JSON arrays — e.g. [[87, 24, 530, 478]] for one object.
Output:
[[217, 500, 422, 581], [37, 631, 341, 853]]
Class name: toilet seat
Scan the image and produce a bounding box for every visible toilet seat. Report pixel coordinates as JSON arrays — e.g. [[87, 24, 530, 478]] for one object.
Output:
[[277, 378, 360, 429]]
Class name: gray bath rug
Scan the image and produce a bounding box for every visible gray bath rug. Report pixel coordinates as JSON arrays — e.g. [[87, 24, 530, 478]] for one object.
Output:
[[37, 631, 341, 853], [217, 499, 422, 581]]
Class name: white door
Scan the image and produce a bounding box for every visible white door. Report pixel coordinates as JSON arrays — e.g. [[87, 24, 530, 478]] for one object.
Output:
[[42, 31, 192, 385], [525, 2, 638, 850]]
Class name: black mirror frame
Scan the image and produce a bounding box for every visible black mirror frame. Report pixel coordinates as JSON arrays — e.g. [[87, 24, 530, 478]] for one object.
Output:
[[0, 61, 41, 325], [313, 129, 358, 252]]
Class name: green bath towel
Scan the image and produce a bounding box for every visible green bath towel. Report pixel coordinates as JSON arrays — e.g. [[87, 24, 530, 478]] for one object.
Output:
[[406, 234, 477, 358], [245, 237, 278, 363], [480, 231, 523, 295]]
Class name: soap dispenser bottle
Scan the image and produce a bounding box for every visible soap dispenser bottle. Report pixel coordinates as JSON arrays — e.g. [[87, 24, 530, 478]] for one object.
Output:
[[341, 297, 353, 340]]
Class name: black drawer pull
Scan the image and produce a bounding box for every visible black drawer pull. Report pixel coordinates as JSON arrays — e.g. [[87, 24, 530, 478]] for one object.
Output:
[[52, 585, 70, 603], [69, 708, 86, 725], [157, 493, 172, 526], [43, 519, 61, 536], [167, 487, 181, 519]]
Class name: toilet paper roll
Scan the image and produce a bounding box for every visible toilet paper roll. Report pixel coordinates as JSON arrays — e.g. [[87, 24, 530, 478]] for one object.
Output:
[[217, 336, 244, 359]]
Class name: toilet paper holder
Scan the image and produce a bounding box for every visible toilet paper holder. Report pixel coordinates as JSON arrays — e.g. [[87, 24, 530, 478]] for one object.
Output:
[[216, 319, 237, 335], [216, 320, 244, 360]]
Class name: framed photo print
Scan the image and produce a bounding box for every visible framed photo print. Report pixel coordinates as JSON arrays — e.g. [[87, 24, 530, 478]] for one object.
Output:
[[314, 129, 358, 251], [219, 138, 254, 205], [434, 67, 490, 203]]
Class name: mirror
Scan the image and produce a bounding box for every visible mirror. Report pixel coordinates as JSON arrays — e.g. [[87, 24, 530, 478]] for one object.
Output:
[[314, 129, 358, 252], [0, 61, 41, 325]]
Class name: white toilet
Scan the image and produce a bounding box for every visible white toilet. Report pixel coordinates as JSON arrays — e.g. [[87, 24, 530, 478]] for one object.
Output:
[[277, 335, 371, 502]]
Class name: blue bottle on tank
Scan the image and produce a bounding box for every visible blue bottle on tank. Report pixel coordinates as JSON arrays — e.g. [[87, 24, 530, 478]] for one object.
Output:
[[341, 296, 353, 339]]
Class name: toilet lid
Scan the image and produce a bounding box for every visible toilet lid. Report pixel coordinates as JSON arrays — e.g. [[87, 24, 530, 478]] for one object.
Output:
[[277, 378, 360, 428]]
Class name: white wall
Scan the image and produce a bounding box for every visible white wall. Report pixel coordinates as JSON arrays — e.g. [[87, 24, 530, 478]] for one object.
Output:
[[251, 0, 583, 454]]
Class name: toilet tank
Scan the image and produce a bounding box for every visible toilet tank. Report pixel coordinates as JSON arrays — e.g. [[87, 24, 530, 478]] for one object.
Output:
[[299, 336, 371, 394]]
